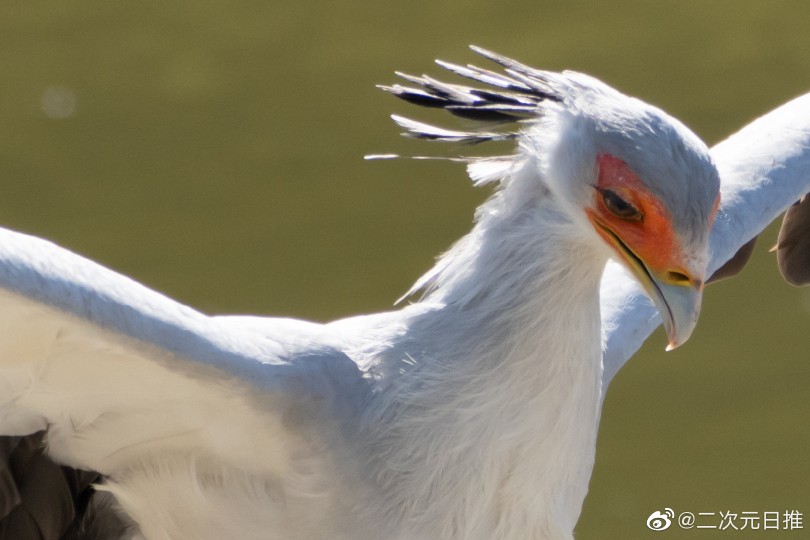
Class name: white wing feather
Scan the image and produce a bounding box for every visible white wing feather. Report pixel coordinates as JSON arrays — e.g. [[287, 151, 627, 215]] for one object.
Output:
[[0, 227, 367, 537], [601, 92, 810, 388]]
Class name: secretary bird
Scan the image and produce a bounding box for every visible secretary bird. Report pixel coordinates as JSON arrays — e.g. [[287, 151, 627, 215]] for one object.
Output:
[[0, 47, 808, 540]]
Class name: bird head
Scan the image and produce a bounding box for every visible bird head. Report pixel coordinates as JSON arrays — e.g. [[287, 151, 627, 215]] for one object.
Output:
[[379, 47, 721, 349], [532, 73, 721, 349]]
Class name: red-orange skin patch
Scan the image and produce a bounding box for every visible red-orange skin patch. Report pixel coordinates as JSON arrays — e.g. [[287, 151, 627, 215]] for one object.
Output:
[[585, 154, 698, 286]]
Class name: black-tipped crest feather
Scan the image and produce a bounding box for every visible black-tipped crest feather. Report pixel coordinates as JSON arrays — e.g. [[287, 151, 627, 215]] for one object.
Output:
[[379, 46, 563, 142]]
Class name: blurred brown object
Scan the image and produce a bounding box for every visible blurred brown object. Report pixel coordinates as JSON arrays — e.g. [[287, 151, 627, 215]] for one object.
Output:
[[708, 194, 810, 286], [0, 432, 125, 540], [775, 195, 810, 286]]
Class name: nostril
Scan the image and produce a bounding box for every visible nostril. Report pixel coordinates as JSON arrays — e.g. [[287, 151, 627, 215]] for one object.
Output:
[[666, 270, 692, 285]]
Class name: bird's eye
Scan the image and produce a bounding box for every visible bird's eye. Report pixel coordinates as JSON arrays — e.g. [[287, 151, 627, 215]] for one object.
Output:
[[600, 189, 642, 221]]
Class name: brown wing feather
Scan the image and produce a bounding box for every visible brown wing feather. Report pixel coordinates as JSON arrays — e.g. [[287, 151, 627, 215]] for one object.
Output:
[[707, 236, 758, 283], [0, 433, 126, 540], [776, 194, 810, 286]]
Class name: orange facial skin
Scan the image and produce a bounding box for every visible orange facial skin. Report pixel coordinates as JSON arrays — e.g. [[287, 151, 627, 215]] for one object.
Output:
[[584, 154, 701, 288]]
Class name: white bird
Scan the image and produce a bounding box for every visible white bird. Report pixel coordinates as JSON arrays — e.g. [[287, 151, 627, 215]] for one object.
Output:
[[0, 47, 808, 540]]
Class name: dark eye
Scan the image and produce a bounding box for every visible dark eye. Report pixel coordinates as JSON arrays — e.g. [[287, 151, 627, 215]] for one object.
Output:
[[601, 189, 642, 221]]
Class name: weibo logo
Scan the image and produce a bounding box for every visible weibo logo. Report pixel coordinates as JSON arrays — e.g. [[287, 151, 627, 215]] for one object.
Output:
[[646, 508, 674, 531]]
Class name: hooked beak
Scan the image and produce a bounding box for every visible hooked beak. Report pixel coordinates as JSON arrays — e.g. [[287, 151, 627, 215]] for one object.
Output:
[[647, 276, 702, 351], [590, 217, 703, 350]]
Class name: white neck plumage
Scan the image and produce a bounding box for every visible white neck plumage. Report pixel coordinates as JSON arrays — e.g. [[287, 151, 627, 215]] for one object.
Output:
[[360, 173, 610, 540]]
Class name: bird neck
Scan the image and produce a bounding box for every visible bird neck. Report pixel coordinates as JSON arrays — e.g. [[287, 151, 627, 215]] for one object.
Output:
[[361, 189, 609, 539]]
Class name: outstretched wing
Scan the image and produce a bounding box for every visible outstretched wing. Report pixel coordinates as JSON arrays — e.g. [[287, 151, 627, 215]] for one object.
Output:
[[0, 227, 365, 536], [601, 91, 810, 387]]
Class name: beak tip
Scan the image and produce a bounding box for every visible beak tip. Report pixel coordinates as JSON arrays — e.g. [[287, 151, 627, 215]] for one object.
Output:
[[662, 319, 694, 352], [664, 335, 686, 351], [653, 281, 702, 353]]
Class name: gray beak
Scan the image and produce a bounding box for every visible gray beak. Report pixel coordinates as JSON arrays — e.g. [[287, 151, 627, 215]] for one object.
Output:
[[647, 278, 703, 351]]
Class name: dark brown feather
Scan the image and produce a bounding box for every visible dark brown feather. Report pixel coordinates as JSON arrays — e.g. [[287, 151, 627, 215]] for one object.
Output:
[[707, 236, 758, 283], [0, 433, 126, 540], [776, 194, 810, 286]]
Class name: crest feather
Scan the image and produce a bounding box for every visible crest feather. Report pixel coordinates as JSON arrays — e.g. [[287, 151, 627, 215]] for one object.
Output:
[[380, 46, 563, 133], [375, 46, 565, 190]]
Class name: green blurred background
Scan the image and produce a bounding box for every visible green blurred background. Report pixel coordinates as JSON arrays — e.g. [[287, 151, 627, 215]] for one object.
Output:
[[1, 1, 809, 538]]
